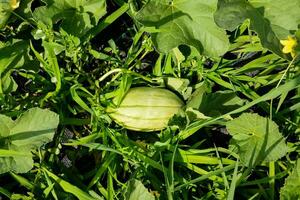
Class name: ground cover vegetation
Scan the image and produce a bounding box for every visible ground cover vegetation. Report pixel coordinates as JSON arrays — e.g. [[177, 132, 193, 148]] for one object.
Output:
[[0, 0, 300, 199]]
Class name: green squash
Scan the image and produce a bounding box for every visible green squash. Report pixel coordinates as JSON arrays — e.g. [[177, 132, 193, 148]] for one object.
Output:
[[107, 87, 184, 132]]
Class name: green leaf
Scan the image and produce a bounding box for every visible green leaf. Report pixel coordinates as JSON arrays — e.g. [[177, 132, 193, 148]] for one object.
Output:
[[0, 157, 14, 174], [43, 168, 96, 200], [9, 108, 59, 148], [0, 148, 33, 174], [186, 82, 209, 109], [280, 159, 300, 200], [0, 149, 31, 157], [249, 0, 300, 39], [11, 193, 35, 200], [1, 75, 18, 93], [0, 40, 29, 94], [199, 91, 246, 117], [179, 75, 300, 140], [226, 113, 288, 167], [214, 0, 300, 58], [42, 41, 62, 95], [125, 179, 155, 200], [0, 107, 59, 174], [10, 146, 34, 173], [0, 115, 14, 138], [164, 77, 191, 100], [0, 40, 29, 74], [79, 0, 107, 22], [33, 0, 106, 37], [136, 0, 229, 58]]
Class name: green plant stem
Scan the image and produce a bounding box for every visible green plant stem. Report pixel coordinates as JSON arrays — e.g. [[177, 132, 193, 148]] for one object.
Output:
[[174, 164, 236, 192], [270, 56, 297, 118], [179, 74, 300, 140], [267, 56, 297, 200], [98, 68, 153, 84], [269, 161, 275, 200], [160, 152, 173, 200], [83, 3, 129, 43]]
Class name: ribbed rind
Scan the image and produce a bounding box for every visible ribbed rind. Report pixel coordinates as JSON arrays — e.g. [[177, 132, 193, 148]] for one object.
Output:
[[108, 87, 184, 132]]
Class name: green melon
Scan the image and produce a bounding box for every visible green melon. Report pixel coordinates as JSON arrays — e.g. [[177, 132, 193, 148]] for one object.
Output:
[[107, 87, 184, 132]]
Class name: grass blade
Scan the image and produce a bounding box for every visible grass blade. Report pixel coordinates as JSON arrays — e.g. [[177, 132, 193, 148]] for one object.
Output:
[[174, 164, 236, 192], [10, 172, 34, 190], [43, 168, 97, 200], [83, 3, 129, 42], [226, 160, 240, 200], [179, 75, 300, 140]]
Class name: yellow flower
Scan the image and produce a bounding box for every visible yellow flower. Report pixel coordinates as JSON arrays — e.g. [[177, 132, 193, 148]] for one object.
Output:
[[280, 36, 297, 58], [10, 0, 20, 10]]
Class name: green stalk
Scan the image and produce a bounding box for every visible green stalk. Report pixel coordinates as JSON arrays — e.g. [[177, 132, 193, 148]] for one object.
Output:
[[83, 3, 129, 43], [269, 162, 275, 200]]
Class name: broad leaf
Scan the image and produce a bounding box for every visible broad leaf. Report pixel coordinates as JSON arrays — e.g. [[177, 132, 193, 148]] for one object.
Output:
[[0, 157, 14, 174], [280, 159, 300, 200], [0, 107, 59, 174], [0, 115, 14, 138], [0, 40, 29, 74], [164, 77, 191, 100], [0, 40, 29, 95], [249, 0, 300, 39], [199, 91, 246, 117], [10, 107, 59, 148], [186, 82, 209, 109], [226, 113, 288, 167], [33, 0, 106, 37], [10, 146, 34, 173], [136, 0, 229, 58], [125, 179, 155, 200], [214, 0, 300, 58]]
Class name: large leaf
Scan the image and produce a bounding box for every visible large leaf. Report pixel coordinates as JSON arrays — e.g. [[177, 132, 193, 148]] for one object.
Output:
[[125, 179, 155, 200], [0, 40, 29, 74], [249, 0, 300, 39], [0, 115, 14, 138], [0, 107, 59, 174], [0, 40, 29, 94], [214, 0, 300, 58], [33, 0, 106, 37], [280, 159, 300, 200], [9, 146, 34, 173], [136, 0, 229, 58], [0, 157, 14, 174], [179, 75, 300, 141], [198, 91, 246, 117], [9, 107, 59, 148], [226, 113, 288, 167]]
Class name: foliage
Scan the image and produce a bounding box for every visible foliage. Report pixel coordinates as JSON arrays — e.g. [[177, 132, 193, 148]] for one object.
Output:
[[0, 0, 300, 199], [226, 113, 288, 167], [214, 0, 300, 58], [280, 159, 300, 200], [124, 179, 155, 200], [136, 0, 229, 58], [33, 0, 106, 37], [0, 108, 59, 173]]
